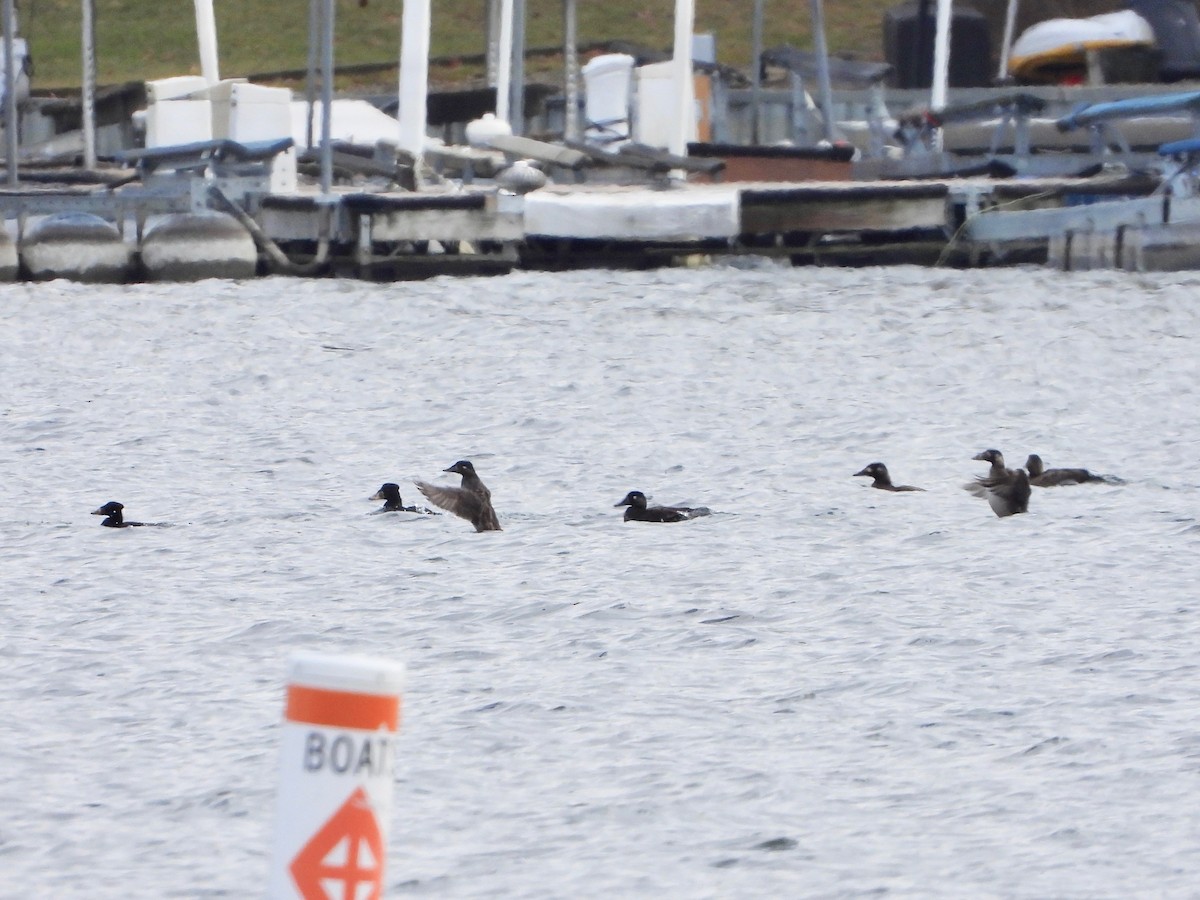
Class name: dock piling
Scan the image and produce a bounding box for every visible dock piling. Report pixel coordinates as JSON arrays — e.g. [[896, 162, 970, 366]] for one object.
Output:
[[2, 0, 16, 186]]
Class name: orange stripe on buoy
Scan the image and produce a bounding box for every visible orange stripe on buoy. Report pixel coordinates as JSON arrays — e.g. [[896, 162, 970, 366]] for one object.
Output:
[[286, 684, 402, 731]]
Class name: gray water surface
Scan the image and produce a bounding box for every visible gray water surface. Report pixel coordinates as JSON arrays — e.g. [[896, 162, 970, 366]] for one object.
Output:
[[2, 263, 1198, 898]]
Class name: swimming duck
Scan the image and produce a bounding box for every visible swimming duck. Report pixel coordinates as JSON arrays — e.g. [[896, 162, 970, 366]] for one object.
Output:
[[964, 447, 1006, 498], [91, 501, 147, 528], [615, 490, 711, 523], [853, 462, 924, 492], [1024, 454, 1107, 487], [971, 449, 1030, 518], [415, 460, 501, 532], [369, 482, 437, 514]]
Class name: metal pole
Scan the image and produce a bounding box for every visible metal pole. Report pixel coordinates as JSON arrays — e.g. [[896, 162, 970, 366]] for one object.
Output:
[[750, 0, 763, 144], [495, 0, 512, 122], [486, 0, 499, 86], [320, 0, 334, 194], [81, 0, 97, 170], [789, 70, 806, 144], [510, 0, 525, 135], [563, 0, 579, 140], [998, 0, 1019, 81], [914, 0, 931, 87], [305, 0, 320, 150], [808, 0, 836, 143], [3, 0, 17, 184]]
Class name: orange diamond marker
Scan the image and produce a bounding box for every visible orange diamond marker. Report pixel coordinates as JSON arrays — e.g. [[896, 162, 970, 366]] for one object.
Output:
[[289, 786, 385, 900]]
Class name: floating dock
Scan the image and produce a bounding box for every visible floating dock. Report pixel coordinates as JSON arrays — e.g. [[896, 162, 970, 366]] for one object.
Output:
[[0, 141, 1170, 281], [5, 71, 1200, 281]]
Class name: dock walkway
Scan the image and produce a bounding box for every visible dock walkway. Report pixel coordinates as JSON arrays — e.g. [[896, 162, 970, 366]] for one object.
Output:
[[0, 167, 1162, 280]]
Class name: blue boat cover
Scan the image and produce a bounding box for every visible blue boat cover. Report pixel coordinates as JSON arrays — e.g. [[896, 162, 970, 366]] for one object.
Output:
[[115, 137, 295, 167], [1056, 90, 1200, 131], [1158, 137, 1200, 156]]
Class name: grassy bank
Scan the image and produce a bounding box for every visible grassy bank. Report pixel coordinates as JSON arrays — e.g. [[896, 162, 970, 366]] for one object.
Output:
[[21, 0, 1122, 93], [22, 0, 899, 91]]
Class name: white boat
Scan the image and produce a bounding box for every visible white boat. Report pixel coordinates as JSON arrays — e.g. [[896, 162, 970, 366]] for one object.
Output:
[[1009, 11, 1156, 84]]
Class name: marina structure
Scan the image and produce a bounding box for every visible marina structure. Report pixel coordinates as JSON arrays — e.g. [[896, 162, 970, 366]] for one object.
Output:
[[3, 1, 1200, 281]]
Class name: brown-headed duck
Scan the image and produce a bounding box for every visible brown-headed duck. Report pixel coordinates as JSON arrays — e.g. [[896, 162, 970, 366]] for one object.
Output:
[[415, 461, 501, 532], [854, 462, 924, 492]]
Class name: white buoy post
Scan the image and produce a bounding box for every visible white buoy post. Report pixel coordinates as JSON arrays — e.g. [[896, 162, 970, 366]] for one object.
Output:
[[495, 0, 514, 124], [930, 0, 953, 151], [669, 0, 695, 158], [269, 651, 406, 900], [193, 0, 220, 85], [397, 0, 431, 158], [930, 0, 952, 110]]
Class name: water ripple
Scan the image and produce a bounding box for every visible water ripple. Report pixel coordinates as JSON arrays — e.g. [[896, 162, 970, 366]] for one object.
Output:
[[1, 265, 1198, 896]]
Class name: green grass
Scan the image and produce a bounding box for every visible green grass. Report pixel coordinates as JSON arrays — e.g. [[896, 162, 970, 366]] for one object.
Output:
[[21, 0, 902, 91]]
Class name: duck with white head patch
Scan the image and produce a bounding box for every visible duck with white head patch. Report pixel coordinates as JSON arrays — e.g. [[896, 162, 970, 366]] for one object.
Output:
[[614, 490, 711, 523], [369, 483, 438, 515]]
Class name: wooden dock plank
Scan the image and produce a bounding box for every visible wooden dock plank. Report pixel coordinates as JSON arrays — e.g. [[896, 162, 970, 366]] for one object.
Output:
[[740, 182, 949, 233]]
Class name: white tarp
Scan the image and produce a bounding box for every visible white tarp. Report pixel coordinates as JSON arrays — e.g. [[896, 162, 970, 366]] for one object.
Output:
[[289, 99, 401, 150]]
